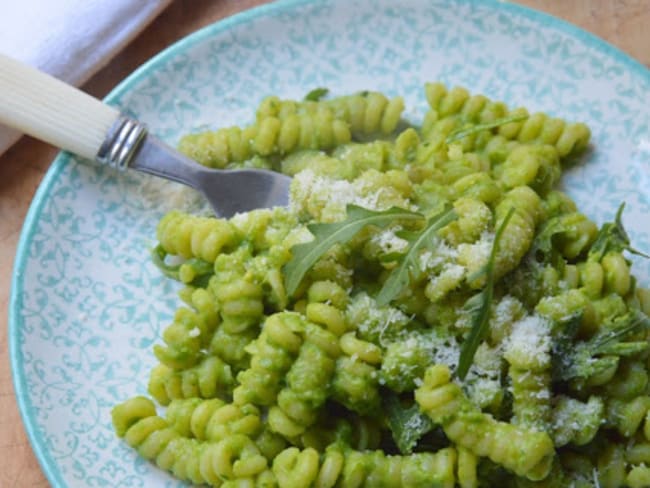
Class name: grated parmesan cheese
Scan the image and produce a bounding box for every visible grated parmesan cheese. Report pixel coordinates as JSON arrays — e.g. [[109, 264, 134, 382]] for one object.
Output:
[[494, 295, 524, 326], [457, 231, 494, 276], [504, 314, 552, 369], [371, 227, 409, 254], [290, 169, 412, 222], [346, 293, 411, 345], [419, 241, 459, 272], [290, 169, 393, 221], [139, 174, 208, 214], [426, 333, 461, 371]]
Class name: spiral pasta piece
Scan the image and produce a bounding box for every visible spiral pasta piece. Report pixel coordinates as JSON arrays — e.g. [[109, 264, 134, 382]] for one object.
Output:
[[508, 367, 552, 432], [255, 95, 309, 120], [157, 210, 239, 263], [178, 109, 351, 169], [423, 83, 507, 153], [497, 110, 591, 158], [197, 247, 265, 373], [600, 252, 633, 297], [557, 212, 599, 260], [482, 134, 521, 165], [268, 321, 341, 438], [304, 280, 350, 337], [271, 444, 458, 488], [234, 312, 306, 406], [165, 397, 222, 437], [207, 433, 269, 482], [434, 152, 489, 186], [535, 288, 593, 328], [114, 397, 276, 486], [212, 275, 264, 334], [148, 355, 234, 405], [457, 447, 478, 488], [380, 332, 432, 392], [331, 332, 382, 415], [627, 465, 650, 488], [281, 150, 356, 180], [166, 398, 264, 446], [111, 397, 219, 485], [302, 246, 355, 293], [551, 395, 603, 447], [450, 171, 502, 205], [497, 144, 561, 196], [178, 125, 258, 169], [255, 110, 351, 157], [415, 364, 555, 480], [152, 300, 221, 370], [494, 186, 544, 279], [504, 315, 552, 432], [425, 82, 507, 124], [211, 247, 264, 333], [228, 206, 299, 253], [257, 92, 405, 139], [440, 196, 492, 246], [607, 396, 650, 439], [293, 413, 382, 453], [423, 82, 590, 158], [208, 326, 258, 373], [256, 95, 345, 122], [324, 91, 405, 138]]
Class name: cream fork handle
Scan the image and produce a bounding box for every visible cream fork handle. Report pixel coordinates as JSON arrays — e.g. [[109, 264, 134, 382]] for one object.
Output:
[[0, 53, 120, 159]]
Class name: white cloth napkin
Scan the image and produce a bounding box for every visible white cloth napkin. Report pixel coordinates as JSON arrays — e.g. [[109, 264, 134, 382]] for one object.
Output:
[[0, 0, 172, 156]]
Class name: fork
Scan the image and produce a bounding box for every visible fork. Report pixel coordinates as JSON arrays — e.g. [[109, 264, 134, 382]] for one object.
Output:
[[0, 54, 292, 217]]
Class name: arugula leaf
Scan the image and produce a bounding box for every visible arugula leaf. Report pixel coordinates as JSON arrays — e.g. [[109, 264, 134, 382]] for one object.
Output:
[[551, 313, 585, 381], [151, 245, 213, 287], [531, 215, 571, 265], [588, 203, 650, 262], [445, 114, 529, 144], [553, 309, 650, 382], [304, 87, 329, 102], [283, 205, 423, 297], [457, 207, 515, 379], [375, 207, 457, 306], [385, 393, 434, 455], [531, 212, 598, 267], [592, 310, 650, 351]]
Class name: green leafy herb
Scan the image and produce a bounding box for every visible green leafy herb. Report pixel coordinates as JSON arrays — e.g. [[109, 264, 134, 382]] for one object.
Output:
[[550, 313, 584, 381], [592, 310, 650, 351], [588, 203, 650, 262], [151, 245, 213, 287], [553, 309, 650, 382], [531, 212, 597, 268], [445, 114, 529, 144], [375, 207, 457, 306], [304, 87, 329, 102], [457, 207, 515, 379], [284, 205, 423, 297], [531, 214, 572, 266], [385, 394, 434, 455]]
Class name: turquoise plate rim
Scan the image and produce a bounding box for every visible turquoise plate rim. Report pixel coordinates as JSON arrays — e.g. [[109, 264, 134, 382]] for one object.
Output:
[[9, 0, 650, 486]]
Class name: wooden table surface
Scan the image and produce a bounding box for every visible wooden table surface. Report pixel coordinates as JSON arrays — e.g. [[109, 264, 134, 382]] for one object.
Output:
[[1, 0, 648, 485]]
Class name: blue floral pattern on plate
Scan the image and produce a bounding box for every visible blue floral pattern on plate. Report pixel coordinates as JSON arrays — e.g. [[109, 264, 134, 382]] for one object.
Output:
[[10, 0, 650, 486]]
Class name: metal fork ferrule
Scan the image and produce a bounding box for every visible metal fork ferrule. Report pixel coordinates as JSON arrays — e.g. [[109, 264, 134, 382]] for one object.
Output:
[[96, 115, 147, 170]]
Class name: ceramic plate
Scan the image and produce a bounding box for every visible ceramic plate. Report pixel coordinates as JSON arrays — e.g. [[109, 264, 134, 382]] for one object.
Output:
[[10, 0, 650, 486]]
